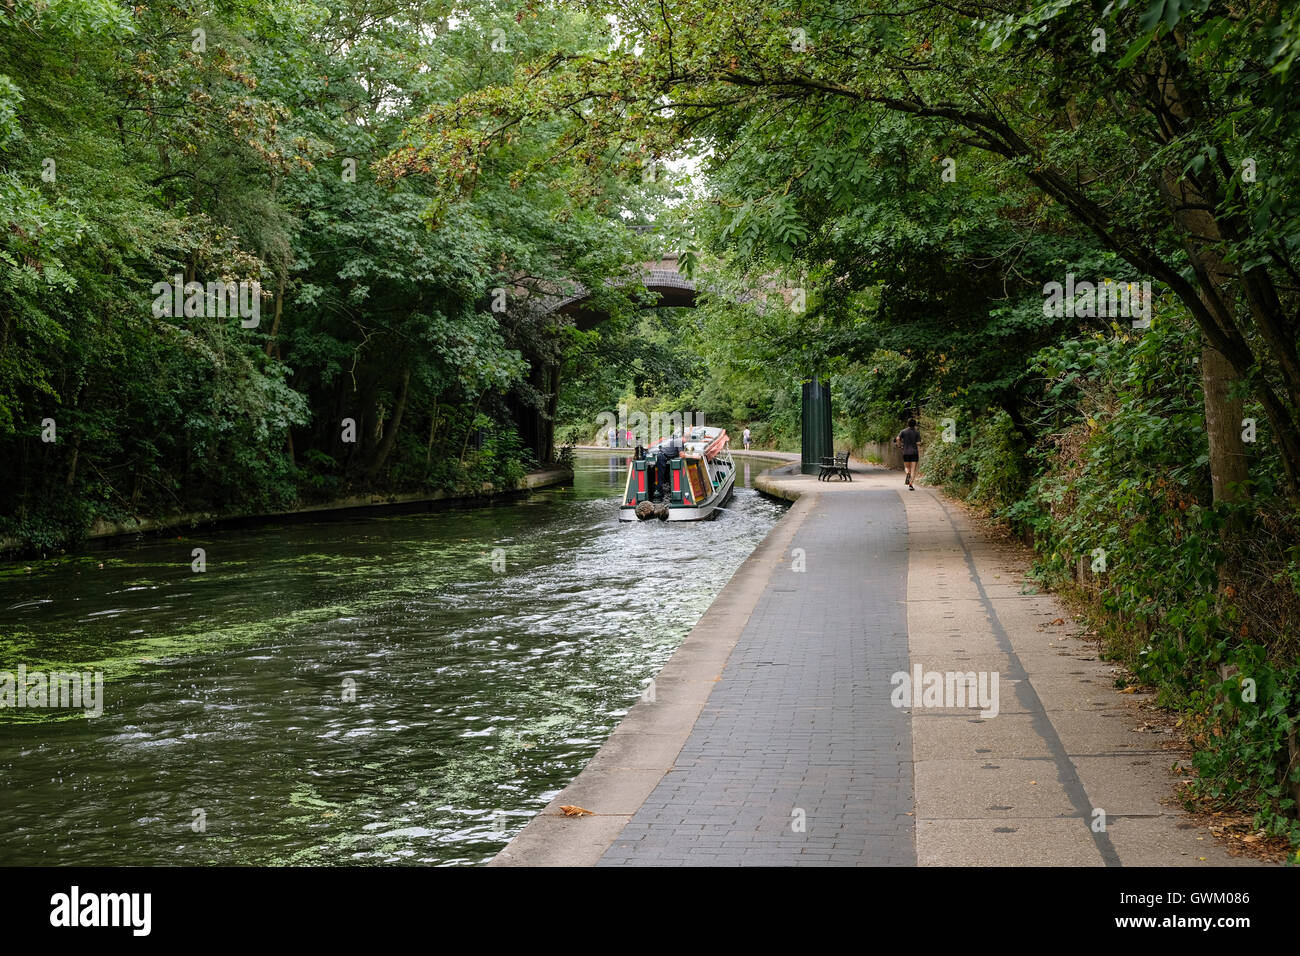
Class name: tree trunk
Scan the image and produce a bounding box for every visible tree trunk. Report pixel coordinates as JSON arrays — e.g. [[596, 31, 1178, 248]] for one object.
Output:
[[426, 399, 440, 466], [264, 276, 285, 357], [542, 361, 560, 463], [65, 432, 81, 489], [1156, 166, 1250, 503], [366, 367, 410, 479], [1200, 344, 1248, 503], [346, 402, 368, 476], [460, 391, 485, 464]]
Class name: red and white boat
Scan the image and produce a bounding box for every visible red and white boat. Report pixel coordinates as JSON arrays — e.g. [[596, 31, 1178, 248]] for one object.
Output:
[[619, 426, 736, 521]]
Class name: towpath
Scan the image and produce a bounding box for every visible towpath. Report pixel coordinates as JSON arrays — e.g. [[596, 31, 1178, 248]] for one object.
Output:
[[493, 462, 1260, 866]]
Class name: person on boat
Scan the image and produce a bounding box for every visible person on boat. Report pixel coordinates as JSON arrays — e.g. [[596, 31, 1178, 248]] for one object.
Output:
[[654, 431, 682, 497]]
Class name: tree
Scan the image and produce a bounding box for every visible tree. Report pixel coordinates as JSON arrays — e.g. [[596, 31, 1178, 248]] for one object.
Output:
[[0, 0, 649, 547], [393, 0, 1300, 501]]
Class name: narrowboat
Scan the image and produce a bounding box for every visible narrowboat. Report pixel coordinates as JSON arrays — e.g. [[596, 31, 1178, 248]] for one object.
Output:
[[619, 426, 736, 521]]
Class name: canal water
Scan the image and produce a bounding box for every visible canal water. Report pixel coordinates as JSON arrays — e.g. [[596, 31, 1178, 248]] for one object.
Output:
[[0, 451, 787, 865]]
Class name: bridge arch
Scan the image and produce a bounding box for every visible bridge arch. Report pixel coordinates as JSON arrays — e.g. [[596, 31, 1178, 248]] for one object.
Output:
[[546, 255, 699, 330], [515, 254, 831, 474]]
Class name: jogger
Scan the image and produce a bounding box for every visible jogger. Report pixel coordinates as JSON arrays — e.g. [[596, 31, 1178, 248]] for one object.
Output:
[[896, 419, 921, 490]]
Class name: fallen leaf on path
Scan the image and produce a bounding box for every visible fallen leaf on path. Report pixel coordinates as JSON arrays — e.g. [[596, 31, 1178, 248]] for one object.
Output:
[[559, 805, 593, 817], [1119, 686, 1138, 694]]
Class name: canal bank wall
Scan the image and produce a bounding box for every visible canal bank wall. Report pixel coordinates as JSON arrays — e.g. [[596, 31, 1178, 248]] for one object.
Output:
[[854, 441, 904, 469], [490, 455, 806, 866], [0, 467, 572, 557], [751, 460, 804, 501]]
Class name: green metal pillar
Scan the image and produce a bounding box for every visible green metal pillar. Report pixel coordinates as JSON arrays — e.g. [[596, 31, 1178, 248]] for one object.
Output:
[[801, 377, 833, 475]]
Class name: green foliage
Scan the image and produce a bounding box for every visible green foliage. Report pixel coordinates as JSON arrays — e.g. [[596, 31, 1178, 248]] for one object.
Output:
[[1189, 660, 1300, 837], [464, 418, 534, 491], [835, 357, 910, 446], [411, 0, 1300, 494], [0, 493, 94, 553], [0, 1, 639, 549], [922, 408, 1030, 511]]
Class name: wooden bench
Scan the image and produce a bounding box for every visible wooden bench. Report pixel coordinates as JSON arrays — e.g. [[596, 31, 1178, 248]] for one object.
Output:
[[817, 452, 852, 481]]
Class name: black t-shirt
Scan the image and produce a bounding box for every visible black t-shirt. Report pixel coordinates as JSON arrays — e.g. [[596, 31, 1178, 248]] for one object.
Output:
[[898, 427, 920, 456]]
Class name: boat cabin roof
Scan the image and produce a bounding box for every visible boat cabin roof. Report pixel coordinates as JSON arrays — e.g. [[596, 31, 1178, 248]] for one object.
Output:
[[646, 425, 729, 458], [684, 426, 728, 458]]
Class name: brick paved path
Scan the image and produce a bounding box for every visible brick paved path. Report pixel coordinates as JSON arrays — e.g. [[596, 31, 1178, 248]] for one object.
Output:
[[598, 490, 915, 866]]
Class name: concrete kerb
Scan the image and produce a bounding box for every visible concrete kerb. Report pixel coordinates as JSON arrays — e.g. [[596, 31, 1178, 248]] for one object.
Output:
[[753, 455, 891, 503], [751, 460, 807, 501], [489, 459, 816, 866]]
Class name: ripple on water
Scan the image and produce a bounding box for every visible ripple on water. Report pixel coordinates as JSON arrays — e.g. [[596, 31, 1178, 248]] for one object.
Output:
[[0, 452, 788, 865]]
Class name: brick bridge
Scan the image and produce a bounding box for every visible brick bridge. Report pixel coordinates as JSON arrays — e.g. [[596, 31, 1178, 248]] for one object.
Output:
[[546, 254, 701, 329], [512, 254, 832, 473]]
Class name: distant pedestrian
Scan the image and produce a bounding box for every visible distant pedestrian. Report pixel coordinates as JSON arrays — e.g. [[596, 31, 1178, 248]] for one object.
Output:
[[742, 426, 752, 450], [626, 428, 633, 448], [608, 426, 617, 448], [895, 419, 921, 490]]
